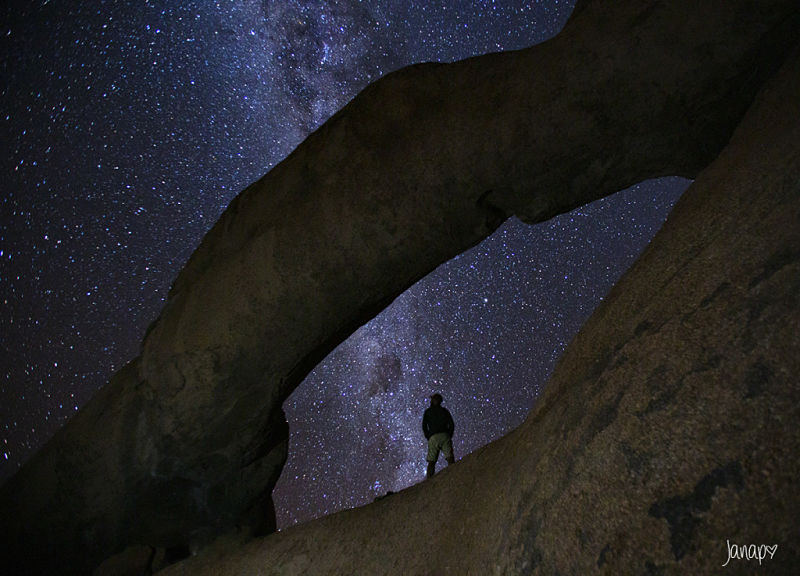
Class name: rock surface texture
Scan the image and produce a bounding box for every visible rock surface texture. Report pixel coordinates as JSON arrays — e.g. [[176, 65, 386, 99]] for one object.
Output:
[[1, 0, 798, 574], [164, 46, 800, 575]]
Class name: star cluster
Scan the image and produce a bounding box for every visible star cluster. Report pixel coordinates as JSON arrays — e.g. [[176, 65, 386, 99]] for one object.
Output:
[[2, 0, 686, 528]]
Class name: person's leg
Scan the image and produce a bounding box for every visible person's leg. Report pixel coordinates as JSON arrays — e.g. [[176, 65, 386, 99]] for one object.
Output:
[[426, 434, 444, 479], [442, 436, 455, 465], [426, 436, 439, 478]]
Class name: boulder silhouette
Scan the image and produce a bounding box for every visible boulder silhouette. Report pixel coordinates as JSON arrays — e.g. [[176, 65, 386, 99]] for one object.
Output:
[[163, 42, 800, 575]]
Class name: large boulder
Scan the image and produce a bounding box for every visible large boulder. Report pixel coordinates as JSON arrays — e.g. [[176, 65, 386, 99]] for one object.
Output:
[[1, 0, 797, 573], [164, 44, 800, 575]]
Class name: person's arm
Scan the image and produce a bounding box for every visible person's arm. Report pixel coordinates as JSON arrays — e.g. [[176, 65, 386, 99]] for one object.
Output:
[[422, 411, 431, 439]]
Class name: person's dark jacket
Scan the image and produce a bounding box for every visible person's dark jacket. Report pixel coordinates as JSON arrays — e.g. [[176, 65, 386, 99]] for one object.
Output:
[[422, 405, 454, 440]]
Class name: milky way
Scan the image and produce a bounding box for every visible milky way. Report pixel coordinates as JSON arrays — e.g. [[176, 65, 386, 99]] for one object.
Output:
[[2, 0, 687, 528], [274, 179, 687, 527]]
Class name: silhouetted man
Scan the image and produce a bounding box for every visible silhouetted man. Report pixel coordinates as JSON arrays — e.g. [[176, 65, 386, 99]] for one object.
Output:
[[422, 393, 455, 478]]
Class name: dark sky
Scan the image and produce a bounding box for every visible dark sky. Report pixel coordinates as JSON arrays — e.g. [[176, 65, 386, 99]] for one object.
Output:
[[1, 0, 687, 528]]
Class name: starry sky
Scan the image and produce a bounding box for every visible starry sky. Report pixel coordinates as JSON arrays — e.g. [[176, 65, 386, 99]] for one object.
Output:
[[1, 0, 688, 528]]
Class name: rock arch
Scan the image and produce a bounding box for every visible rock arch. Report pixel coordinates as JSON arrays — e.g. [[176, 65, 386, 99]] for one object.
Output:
[[1, 0, 797, 573]]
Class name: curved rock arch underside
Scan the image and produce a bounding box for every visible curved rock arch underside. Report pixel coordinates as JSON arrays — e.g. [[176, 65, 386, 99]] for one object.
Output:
[[2, 0, 799, 574]]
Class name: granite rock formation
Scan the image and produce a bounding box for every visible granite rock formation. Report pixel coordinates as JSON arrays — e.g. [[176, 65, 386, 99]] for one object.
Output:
[[163, 44, 800, 575], [1, 0, 798, 574]]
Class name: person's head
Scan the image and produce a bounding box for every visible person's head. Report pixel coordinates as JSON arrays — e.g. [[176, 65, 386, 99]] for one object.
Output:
[[430, 393, 443, 406]]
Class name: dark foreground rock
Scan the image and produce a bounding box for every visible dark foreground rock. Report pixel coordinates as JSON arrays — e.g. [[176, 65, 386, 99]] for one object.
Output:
[[162, 45, 800, 575], [1, 0, 798, 573]]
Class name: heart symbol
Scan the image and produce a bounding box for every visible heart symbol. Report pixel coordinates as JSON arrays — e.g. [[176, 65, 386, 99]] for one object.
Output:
[[765, 544, 778, 558]]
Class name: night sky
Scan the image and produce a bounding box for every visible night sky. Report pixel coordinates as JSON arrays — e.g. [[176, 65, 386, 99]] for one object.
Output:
[[1, 0, 688, 528]]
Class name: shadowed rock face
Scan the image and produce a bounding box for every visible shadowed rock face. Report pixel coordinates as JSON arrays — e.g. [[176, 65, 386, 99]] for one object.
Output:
[[1, 0, 798, 573], [162, 46, 800, 575]]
